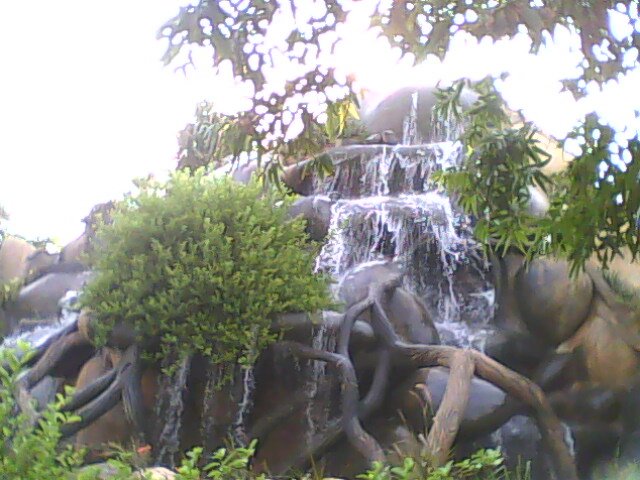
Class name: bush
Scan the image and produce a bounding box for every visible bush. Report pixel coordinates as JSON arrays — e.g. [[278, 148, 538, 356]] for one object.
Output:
[[82, 171, 331, 369], [0, 345, 87, 479]]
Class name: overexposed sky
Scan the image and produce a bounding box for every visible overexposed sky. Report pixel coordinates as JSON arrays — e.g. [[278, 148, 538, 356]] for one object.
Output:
[[1, 1, 639, 245]]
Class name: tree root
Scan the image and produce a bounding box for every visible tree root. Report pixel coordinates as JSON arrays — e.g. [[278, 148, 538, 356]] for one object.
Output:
[[277, 271, 578, 480], [8, 272, 578, 480], [60, 345, 143, 440]]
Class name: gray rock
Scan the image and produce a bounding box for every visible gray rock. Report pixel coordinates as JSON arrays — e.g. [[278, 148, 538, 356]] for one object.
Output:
[[287, 195, 333, 242], [5, 271, 92, 330]]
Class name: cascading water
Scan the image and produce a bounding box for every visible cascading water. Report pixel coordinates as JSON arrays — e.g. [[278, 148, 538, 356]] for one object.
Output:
[[303, 93, 495, 439], [232, 365, 255, 445], [315, 142, 494, 348], [155, 354, 191, 468], [1, 290, 80, 351]]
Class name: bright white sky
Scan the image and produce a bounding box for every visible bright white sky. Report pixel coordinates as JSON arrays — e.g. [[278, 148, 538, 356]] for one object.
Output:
[[1, 1, 639, 246]]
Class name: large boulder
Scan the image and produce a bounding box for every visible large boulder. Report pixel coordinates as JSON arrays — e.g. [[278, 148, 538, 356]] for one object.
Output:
[[339, 261, 439, 345], [514, 257, 594, 346], [287, 195, 333, 242], [558, 299, 640, 389], [0, 235, 36, 286], [23, 249, 60, 283], [60, 233, 88, 265], [361, 86, 478, 143], [4, 271, 92, 329]]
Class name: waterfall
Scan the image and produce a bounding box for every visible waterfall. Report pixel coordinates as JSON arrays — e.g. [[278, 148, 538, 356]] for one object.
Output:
[[402, 91, 421, 145], [155, 354, 191, 468], [316, 143, 494, 348], [304, 313, 337, 438], [232, 364, 255, 446], [1, 290, 80, 353], [200, 362, 224, 454]]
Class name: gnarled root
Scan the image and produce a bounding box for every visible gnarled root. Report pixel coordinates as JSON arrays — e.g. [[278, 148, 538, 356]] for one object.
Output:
[[15, 329, 91, 426], [277, 272, 578, 480], [60, 345, 144, 440]]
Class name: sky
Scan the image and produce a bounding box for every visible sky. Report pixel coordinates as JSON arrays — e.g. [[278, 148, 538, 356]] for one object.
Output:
[[1, 1, 639, 246]]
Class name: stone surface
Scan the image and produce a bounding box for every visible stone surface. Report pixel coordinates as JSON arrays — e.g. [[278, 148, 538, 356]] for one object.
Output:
[[389, 367, 508, 439], [515, 257, 594, 346], [5, 271, 92, 326], [287, 195, 333, 242]]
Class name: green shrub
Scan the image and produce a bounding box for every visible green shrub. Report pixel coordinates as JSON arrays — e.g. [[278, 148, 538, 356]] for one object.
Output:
[[82, 171, 331, 370], [357, 448, 514, 480], [0, 344, 87, 479]]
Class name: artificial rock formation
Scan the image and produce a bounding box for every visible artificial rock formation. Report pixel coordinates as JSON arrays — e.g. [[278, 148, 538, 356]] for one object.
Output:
[[3, 86, 640, 480]]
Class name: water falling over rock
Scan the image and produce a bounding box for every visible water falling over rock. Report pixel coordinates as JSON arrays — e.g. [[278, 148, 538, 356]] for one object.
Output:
[[155, 354, 192, 468], [315, 143, 494, 348]]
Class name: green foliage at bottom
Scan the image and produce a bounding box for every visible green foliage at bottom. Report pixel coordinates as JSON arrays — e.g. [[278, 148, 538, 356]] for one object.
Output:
[[0, 345, 529, 480], [0, 344, 86, 479], [357, 449, 526, 480]]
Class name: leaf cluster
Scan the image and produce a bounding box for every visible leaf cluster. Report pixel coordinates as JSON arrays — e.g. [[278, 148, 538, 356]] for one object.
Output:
[[81, 171, 332, 371], [433, 79, 552, 257], [435, 78, 640, 273], [175, 96, 364, 187], [357, 448, 519, 480], [0, 344, 86, 479]]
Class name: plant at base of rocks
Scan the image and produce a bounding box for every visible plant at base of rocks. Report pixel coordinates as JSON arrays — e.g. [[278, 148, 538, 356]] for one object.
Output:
[[357, 448, 512, 480], [0, 343, 87, 479], [0, 277, 22, 308], [174, 440, 264, 480], [81, 171, 332, 376]]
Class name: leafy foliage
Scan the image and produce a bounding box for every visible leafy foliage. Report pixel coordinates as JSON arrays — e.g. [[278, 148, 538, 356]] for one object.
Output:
[[173, 440, 263, 480], [433, 78, 552, 257], [0, 278, 23, 308], [160, 1, 639, 169], [0, 344, 87, 479], [82, 171, 331, 370], [603, 269, 640, 311], [356, 448, 521, 480], [175, 97, 365, 183], [158, 1, 640, 270], [435, 78, 640, 272]]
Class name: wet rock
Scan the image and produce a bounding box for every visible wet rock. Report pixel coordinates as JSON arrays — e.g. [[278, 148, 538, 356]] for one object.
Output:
[[287, 195, 333, 242], [74, 353, 131, 457], [484, 329, 550, 376], [0, 235, 36, 286], [389, 367, 508, 438], [339, 261, 439, 345], [282, 160, 315, 196], [361, 86, 477, 143], [231, 160, 259, 184], [31, 375, 63, 410], [515, 257, 593, 346], [4, 271, 92, 327]]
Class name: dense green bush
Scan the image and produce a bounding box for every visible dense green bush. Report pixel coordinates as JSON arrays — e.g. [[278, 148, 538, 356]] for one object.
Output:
[[82, 171, 331, 368]]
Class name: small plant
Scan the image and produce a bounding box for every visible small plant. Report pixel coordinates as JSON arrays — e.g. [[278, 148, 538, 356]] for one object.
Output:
[[82, 171, 332, 374], [174, 440, 264, 480], [357, 448, 517, 480], [0, 343, 87, 479], [0, 277, 22, 308]]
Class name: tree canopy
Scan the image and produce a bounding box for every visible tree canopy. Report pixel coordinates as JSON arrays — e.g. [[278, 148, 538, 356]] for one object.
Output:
[[159, 1, 640, 269]]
